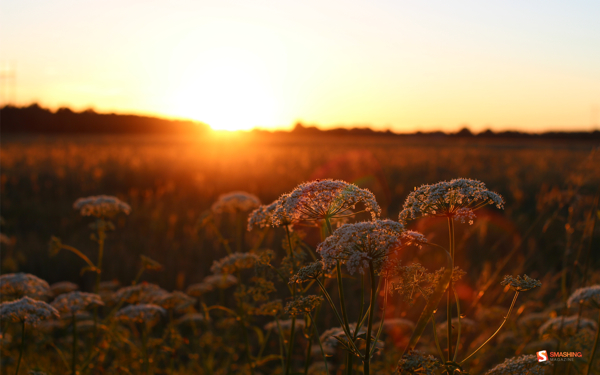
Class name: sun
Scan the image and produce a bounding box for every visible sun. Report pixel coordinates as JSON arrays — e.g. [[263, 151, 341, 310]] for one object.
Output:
[[167, 49, 279, 131]]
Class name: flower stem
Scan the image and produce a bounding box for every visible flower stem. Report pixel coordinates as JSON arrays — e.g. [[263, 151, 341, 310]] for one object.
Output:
[[585, 309, 600, 375], [430, 315, 446, 362], [364, 263, 377, 375], [452, 286, 462, 362], [447, 217, 455, 361], [308, 312, 329, 374], [72, 313, 78, 375], [460, 291, 519, 365], [15, 320, 25, 375]]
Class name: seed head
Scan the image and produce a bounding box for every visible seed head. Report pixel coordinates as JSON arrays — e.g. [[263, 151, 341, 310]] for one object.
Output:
[[399, 178, 504, 224], [501, 274, 542, 292], [0, 296, 60, 325], [73, 195, 131, 217]]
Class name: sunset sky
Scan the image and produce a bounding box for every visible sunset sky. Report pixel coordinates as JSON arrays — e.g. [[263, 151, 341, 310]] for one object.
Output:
[[1, 0, 599, 132]]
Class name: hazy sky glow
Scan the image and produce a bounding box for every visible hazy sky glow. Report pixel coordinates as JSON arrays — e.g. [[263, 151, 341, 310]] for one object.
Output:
[[1, 0, 599, 131]]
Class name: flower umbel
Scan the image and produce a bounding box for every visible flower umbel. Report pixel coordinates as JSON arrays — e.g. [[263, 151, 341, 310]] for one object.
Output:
[[211, 191, 261, 214], [51, 291, 104, 314], [0, 273, 51, 301], [398, 178, 504, 223], [284, 295, 323, 316], [567, 285, 600, 308], [0, 296, 60, 325], [73, 195, 131, 217], [272, 179, 381, 226], [501, 274, 542, 292]]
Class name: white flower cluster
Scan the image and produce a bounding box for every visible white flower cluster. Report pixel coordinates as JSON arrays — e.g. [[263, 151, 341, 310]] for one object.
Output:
[[51, 291, 104, 314], [50, 281, 79, 297], [484, 354, 551, 375], [317, 220, 405, 275], [211, 191, 261, 214], [567, 285, 600, 308], [203, 274, 238, 289], [73, 195, 131, 217], [539, 315, 597, 336], [0, 273, 51, 301], [454, 207, 476, 225], [398, 178, 504, 223], [112, 283, 167, 304], [0, 296, 59, 325], [185, 282, 214, 297], [152, 291, 196, 310], [114, 304, 166, 324], [272, 179, 381, 226], [210, 252, 261, 274], [247, 201, 279, 230]]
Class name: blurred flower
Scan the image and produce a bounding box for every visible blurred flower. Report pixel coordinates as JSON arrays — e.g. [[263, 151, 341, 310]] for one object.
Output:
[[50, 281, 79, 297], [185, 282, 214, 297], [140, 255, 163, 271], [395, 350, 441, 375], [567, 285, 600, 308], [289, 261, 331, 284], [436, 318, 477, 337], [203, 274, 238, 289], [51, 291, 104, 314], [317, 220, 407, 275], [152, 291, 196, 310], [176, 313, 205, 326], [272, 179, 381, 226], [210, 252, 261, 274], [539, 315, 597, 336], [73, 195, 131, 217], [319, 325, 366, 349], [284, 295, 323, 316], [211, 191, 261, 214], [484, 354, 551, 375], [112, 283, 167, 304], [264, 319, 306, 332], [501, 275, 542, 292], [0, 273, 51, 301], [398, 178, 504, 224], [247, 201, 279, 230], [0, 233, 14, 245], [0, 296, 59, 325], [372, 318, 415, 332], [99, 280, 120, 291], [114, 304, 166, 324], [254, 300, 283, 316]]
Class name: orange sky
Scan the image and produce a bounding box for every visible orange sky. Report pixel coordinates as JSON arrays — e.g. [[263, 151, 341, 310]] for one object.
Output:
[[1, 0, 599, 132]]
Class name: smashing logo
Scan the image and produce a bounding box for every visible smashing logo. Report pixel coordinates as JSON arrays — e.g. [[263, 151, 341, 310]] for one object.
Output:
[[537, 350, 548, 362]]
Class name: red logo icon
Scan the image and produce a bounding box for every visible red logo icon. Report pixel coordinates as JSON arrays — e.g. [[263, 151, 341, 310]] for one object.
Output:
[[537, 350, 548, 362]]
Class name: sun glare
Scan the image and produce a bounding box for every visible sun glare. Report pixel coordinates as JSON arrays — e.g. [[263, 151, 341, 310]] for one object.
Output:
[[168, 48, 279, 131]]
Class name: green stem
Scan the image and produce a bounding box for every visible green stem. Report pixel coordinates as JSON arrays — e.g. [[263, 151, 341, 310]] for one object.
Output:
[[72, 313, 78, 375], [364, 263, 377, 375], [460, 291, 519, 365], [15, 320, 25, 375], [452, 286, 461, 362], [336, 262, 352, 335], [308, 312, 329, 374], [93, 220, 105, 342], [430, 315, 446, 363], [142, 327, 149, 374], [585, 309, 600, 375], [303, 321, 313, 375], [284, 316, 297, 375]]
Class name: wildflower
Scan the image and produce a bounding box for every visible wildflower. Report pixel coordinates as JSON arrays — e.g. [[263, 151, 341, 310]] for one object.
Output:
[[73, 195, 131, 217], [254, 300, 283, 316], [395, 350, 441, 375], [0, 273, 51, 301], [114, 304, 166, 324], [484, 354, 551, 375], [398, 178, 504, 224], [234, 278, 276, 302], [272, 179, 381, 226], [389, 263, 438, 302], [51, 291, 104, 314], [0, 296, 60, 325], [317, 220, 407, 275], [289, 261, 330, 284], [186, 282, 214, 297], [567, 285, 600, 307], [211, 191, 261, 214], [539, 315, 597, 336], [203, 274, 238, 289], [210, 252, 261, 274], [50, 281, 79, 297], [501, 274, 542, 292], [284, 295, 323, 316], [247, 201, 279, 230], [152, 291, 196, 310], [112, 283, 167, 304]]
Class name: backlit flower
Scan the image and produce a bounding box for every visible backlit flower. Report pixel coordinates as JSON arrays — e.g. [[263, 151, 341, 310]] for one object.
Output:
[[272, 179, 380, 226], [399, 178, 504, 224], [211, 191, 261, 214], [73, 195, 131, 217], [501, 274, 541, 292], [247, 201, 280, 230]]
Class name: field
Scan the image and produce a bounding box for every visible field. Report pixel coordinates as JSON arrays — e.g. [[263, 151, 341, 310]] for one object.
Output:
[[1, 134, 599, 375]]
